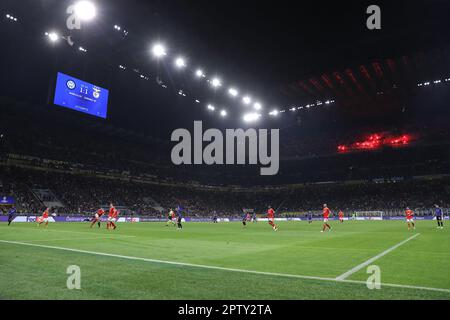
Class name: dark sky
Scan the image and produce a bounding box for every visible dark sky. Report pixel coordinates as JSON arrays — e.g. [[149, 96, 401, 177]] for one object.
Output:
[[1, 0, 449, 137]]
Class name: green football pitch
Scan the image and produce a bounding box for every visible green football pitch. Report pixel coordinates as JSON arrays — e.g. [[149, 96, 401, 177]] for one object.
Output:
[[0, 220, 449, 300]]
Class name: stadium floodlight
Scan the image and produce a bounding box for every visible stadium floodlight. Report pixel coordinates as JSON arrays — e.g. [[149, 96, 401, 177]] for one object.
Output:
[[242, 96, 251, 105], [269, 109, 279, 116], [174, 57, 186, 68], [253, 102, 262, 110], [74, 1, 97, 21], [195, 69, 205, 78], [243, 112, 261, 122], [152, 43, 167, 58], [220, 110, 227, 117], [207, 104, 215, 111], [114, 25, 121, 30], [79, 46, 87, 52], [211, 78, 222, 88], [195, 99, 200, 103], [228, 88, 238, 97], [46, 32, 59, 42], [6, 14, 10, 18]]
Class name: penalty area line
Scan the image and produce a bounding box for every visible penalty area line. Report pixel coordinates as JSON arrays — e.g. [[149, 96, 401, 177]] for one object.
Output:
[[335, 233, 420, 281], [0, 238, 449, 294]]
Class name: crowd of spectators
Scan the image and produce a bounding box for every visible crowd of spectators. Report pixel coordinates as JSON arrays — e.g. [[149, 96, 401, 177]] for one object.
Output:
[[1, 101, 449, 218], [1, 166, 448, 217]]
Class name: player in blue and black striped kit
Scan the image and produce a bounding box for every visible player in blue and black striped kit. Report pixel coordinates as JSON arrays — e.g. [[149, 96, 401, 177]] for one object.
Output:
[[7, 206, 16, 226], [434, 204, 444, 229], [176, 205, 184, 230]]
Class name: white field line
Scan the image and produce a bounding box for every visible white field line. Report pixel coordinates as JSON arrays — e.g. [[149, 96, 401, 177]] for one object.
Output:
[[12, 237, 125, 243], [2, 227, 136, 238], [1, 238, 449, 294], [335, 233, 421, 281]]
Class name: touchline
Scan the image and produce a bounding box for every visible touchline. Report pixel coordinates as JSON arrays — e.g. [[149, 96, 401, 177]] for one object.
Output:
[[171, 121, 279, 175]]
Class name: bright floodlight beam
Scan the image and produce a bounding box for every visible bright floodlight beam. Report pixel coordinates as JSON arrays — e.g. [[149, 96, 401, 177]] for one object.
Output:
[[175, 57, 186, 68], [152, 43, 167, 58], [269, 109, 279, 116], [228, 88, 238, 97], [46, 32, 59, 42], [211, 78, 221, 88], [242, 96, 251, 105], [196, 69, 205, 78], [243, 112, 261, 122], [74, 1, 97, 21]]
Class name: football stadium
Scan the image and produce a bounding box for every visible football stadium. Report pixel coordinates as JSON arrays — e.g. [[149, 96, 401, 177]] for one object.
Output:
[[1, 0, 450, 305]]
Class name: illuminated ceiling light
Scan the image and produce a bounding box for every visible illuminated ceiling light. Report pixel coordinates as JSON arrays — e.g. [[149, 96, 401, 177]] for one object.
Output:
[[195, 69, 204, 77], [228, 88, 238, 97], [325, 100, 331, 104], [220, 110, 227, 117], [253, 102, 262, 110], [242, 96, 251, 105], [74, 1, 97, 21], [207, 104, 215, 111], [79, 46, 87, 52], [211, 78, 221, 88], [6, 14, 17, 21], [152, 43, 167, 58], [243, 112, 261, 122], [195, 99, 200, 103], [119, 65, 126, 69], [114, 25, 121, 30], [174, 57, 186, 68], [290, 107, 296, 112], [46, 32, 59, 42]]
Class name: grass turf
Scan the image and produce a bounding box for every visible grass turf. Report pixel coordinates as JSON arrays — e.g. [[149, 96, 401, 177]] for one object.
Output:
[[0, 220, 449, 300]]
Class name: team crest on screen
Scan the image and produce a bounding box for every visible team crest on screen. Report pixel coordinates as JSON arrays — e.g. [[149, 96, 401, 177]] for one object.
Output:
[[66, 80, 76, 90], [93, 88, 101, 99]]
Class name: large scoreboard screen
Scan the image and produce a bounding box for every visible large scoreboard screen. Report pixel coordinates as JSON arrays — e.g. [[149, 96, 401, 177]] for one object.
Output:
[[53, 72, 109, 119]]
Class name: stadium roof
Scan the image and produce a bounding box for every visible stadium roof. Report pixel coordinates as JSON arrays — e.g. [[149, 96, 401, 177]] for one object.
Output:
[[1, 0, 449, 135]]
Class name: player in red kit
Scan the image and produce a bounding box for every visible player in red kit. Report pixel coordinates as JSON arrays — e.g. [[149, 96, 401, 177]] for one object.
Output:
[[111, 209, 119, 230], [405, 207, 415, 230], [338, 210, 344, 223], [90, 208, 105, 228], [38, 208, 50, 228], [267, 206, 278, 231], [107, 203, 115, 229], [321, 204, 332, 232]]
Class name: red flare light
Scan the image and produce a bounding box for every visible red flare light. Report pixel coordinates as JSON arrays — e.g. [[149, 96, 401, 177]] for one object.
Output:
[[337, 133, 413, 153]]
